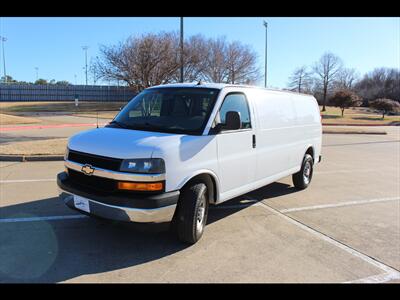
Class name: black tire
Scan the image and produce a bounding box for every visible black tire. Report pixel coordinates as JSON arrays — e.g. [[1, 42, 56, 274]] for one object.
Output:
[[292, 154, 314, 190], [172, 181, 209, 244]]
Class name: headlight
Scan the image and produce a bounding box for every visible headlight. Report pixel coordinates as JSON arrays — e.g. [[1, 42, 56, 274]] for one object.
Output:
[[64, 147, 69, 161], [120, 158, 165, 174]]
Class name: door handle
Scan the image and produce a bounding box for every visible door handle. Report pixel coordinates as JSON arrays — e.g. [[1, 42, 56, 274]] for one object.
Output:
[[252, 134, 256, 148]]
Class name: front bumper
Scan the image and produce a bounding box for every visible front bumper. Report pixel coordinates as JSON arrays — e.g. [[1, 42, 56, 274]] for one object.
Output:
[[57, 172, 179, 223]]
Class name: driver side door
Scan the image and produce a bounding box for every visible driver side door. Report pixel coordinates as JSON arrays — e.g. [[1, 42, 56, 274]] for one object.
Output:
[[213, 92, 257, 201]]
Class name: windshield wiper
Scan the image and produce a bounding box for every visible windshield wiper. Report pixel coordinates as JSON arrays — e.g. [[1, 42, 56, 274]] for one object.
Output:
[[126, 121, 165, 130], [110, 121, 187, 134], [108, 120, 129, 129]]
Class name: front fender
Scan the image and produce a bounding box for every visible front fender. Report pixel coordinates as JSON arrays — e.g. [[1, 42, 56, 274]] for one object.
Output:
[[176, 169, 221, 203]]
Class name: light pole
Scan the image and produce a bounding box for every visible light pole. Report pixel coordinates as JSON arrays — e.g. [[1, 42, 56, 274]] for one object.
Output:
[[93, 68, 97, 85], [180, 17, 184, 83], [74, 74, 77, 85], [92, 56, 98, 85], [82, 46, 89, 85], [263, 21, 268, 88], [0, 36, 7, 83], [35, 67, 39, 81]]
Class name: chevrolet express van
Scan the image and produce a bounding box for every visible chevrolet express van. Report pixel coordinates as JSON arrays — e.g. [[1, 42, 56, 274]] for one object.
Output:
[[57, 83, 322, 244]]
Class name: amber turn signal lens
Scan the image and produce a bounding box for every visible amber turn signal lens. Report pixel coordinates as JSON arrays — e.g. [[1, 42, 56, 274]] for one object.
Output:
[[117, 181, 163, 191]]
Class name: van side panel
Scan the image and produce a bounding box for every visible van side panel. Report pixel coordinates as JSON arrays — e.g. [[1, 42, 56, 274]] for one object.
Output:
[[250, 89, 301, 182]]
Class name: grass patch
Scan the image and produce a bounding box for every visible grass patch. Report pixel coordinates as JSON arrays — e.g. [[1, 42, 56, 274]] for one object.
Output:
[[0, 113, 41, 125], [0, 138, 67, 155], [320, 106, 400, 125], [73, 111, 118, 119]]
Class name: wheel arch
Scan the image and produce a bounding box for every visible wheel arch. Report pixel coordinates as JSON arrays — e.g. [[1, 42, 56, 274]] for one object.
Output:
[[304, 145, 315, 162], [177, 170, 220, 204]]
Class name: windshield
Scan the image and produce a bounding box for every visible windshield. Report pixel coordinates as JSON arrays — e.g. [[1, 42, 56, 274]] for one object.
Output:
[[111, 87, 220, 135]]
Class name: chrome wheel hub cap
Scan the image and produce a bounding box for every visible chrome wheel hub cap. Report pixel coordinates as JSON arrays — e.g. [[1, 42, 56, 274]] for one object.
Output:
[[303, 162, 311, 185], [196, 196, 206, 233]]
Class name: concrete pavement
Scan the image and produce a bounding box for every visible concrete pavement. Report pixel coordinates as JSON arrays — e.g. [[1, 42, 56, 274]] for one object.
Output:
[[0, 130, 399, 283]]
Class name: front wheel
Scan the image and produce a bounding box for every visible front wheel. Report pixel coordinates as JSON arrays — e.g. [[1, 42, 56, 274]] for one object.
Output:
[[292, 154, 314, 190], [172, 182, 209, 244]]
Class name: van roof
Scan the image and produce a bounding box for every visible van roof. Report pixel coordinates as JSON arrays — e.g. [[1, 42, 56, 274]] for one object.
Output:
[[148, 82, 312, 97]]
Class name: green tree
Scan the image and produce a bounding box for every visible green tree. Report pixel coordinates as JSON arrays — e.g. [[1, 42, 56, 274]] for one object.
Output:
[[34, 79, 48, 85], [329, 90, 361, 117], [55, 80, 70, 85], [369, 98, 400, 119], [1, 75, 18, 83]]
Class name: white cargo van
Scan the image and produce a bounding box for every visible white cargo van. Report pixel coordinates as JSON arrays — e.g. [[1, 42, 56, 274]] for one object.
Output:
[[58, 83, 322, 243]]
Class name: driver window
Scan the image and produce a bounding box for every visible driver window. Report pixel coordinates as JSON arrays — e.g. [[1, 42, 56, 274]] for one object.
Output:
[[217, 93, 251, 129]]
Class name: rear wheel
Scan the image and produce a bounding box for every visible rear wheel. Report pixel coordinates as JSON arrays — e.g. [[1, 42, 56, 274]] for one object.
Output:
[[292, 154, 313, 190], [172, 182, 209, 244]]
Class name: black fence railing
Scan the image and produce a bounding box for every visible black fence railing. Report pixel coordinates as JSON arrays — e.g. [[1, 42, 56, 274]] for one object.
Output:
[[0, 84, 137, 102]]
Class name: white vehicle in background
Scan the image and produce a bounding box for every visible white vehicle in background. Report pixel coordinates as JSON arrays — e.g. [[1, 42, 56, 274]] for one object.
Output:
[[58, 83, 322, 244]]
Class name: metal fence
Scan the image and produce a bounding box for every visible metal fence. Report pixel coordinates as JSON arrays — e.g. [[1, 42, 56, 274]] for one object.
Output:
[[0, 84, 137, 102]]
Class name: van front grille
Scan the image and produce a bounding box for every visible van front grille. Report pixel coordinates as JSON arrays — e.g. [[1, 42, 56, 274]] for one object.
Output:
[[68, 150, 122, 171], [68, 169, 117, 192]]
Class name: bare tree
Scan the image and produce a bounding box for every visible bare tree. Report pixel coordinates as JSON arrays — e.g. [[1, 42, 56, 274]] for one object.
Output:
[[313, 52, 343, 111], [201, 37, 260, 84], [95, 32, 261, 90], [334, 68, 359, 90], [202, 37, 229, 83], [169, 34, 209, 83], [354, 68, 400, 103], [225, 41, 260, 84], [94, 32, 180, 91], [288, 66, 312, 93]]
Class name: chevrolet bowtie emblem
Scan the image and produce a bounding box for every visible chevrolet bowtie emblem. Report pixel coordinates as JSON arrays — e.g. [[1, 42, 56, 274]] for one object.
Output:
[[81, 164, 95, 176]]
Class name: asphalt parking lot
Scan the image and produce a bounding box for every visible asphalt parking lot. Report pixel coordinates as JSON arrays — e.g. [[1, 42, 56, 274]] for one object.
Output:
[[0, 128, 399, 283]]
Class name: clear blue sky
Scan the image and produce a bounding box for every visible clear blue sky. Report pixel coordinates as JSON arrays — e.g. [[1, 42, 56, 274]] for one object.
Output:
[[0, 17, 399, 88]]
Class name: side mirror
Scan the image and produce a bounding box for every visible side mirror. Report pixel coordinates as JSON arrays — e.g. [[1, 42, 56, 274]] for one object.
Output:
[[224, 111, 241, 130], [119, 105, 125, 111]]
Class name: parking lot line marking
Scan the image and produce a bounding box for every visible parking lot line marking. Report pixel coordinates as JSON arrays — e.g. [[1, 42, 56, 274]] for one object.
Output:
[[314, 169, 375, 175], [0, 214, 88, 223], [344, 271, 400, 283], [279, 197, 400, 213], [0, 162, 21, 169], [251, 199, 400, 279], [0, 179, 56, 183]]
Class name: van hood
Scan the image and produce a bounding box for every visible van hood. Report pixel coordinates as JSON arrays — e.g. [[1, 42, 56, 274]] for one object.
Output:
[[68, 127, 184, 159]]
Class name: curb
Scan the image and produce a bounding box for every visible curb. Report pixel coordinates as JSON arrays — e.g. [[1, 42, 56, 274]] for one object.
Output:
[[323, 130, 387, 135], [0, 155, 64, 162], [323, 123, 399, 127]]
